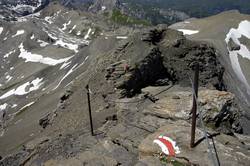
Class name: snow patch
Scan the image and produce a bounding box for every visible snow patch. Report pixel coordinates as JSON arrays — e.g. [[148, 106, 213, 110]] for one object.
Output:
[[30, 34, 35, 40], [37, 39, 49, 47], [116, 36, 128, 39], [20, 101, 35, 111], [4, 50, 16, 58], [54, 39, 79, 53], [177, 29, 199, 35], [0, 27, 3, 35], [5, 75, 12, 82], [102, 6, 106, 11], [84, 28, 92, 40], [54, 64, 78, 90], [62, 20, 71, 31], [60, 61, 71, 69], [12, 30, 25, 37], [0, 78, 43, 99], [0, 103, 8, 111], [69, 25, 76, 33], [77, 31, 81, 36], [18, 43, 71, 65], [225, 20, 250, 92]]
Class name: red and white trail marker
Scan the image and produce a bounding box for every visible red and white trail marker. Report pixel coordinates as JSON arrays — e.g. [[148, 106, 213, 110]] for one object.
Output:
[[153, 135, 180, 156]]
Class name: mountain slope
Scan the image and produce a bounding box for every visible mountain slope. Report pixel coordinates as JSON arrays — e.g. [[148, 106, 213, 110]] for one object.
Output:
[[1, 1, 250, 166]]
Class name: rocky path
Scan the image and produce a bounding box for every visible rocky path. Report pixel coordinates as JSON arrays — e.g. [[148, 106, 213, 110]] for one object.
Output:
[[2, 85, 250, 165]]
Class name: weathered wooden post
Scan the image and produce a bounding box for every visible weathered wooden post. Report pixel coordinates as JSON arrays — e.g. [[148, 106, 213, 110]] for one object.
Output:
[[190, 63, 199, 148], [86, 84, 94, 136]]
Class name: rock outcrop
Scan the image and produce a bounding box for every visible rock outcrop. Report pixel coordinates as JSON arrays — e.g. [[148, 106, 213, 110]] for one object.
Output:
[[112, 28, 225, 96], [143, 88, 242, 135]]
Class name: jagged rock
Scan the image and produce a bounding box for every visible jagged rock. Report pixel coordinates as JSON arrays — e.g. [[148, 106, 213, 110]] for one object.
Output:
[[138, 120, 250, 166], [142, 29, 165, 45], [60, 89, 73, 103], [117, 47, 169, 96], [199, 89, 242, 135], [39, 114, 50, 129], [113, 28, 225, 97], [228, 38, 241, 51]]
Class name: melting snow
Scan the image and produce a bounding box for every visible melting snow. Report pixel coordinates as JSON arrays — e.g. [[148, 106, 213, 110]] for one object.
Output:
[[62, 20, 71, 31], [45, 16, 53, 24], [69, 25, 76, 33], [18, 43, 71, 65], [4, 50, 15, 58], [225, 20, 250, 91], [37, 39, 49, 47], [77, 31, 81, 36], [177, 29, 199, 35], [12, 104, 17, 108], [54, 64, 78, 90], [102, 6, 106, 11], [20, 101, 35, 111], [30, 34, 35, 40], [0, 103, 8, 111], [116, 36, 128, 39], [54, 39, 79, 53], [84, 28, 92, 40], [0, 27, 3, 35], [0, 78, 43, 99], [60, 61, 71, 69], [5, 75, 12, 82], [12, 30, 25, 37]]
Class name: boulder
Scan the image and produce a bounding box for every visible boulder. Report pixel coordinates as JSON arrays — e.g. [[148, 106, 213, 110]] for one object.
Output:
[[143, 89, 242, 134]]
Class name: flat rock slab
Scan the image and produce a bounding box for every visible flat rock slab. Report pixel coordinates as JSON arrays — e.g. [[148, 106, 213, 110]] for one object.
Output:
[[138, 120, 250, 166], [143, 89, 235, 120]]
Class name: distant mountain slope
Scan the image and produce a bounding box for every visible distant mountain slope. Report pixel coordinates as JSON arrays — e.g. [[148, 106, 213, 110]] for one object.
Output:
[[120, 0, 250, 25], [0, 0, 50, 20]]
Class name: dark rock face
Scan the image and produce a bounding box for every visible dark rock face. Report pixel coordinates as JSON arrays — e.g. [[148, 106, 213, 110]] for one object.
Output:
[[114, 28, 225, 96], [161, 37, 225, 90], [117, 47, 169, 96]]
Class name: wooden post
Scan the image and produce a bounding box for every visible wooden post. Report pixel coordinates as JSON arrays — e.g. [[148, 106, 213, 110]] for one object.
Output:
[[190, 63, 199, 148], [86, 84, 94, 136]]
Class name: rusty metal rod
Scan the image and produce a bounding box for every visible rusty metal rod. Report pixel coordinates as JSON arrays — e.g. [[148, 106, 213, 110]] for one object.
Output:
[[86, 84, 94, 136], [190, 63, 199, 148]]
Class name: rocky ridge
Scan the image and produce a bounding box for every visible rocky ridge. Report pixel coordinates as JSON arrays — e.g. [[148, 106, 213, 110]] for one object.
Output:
[[0, 2, 250, 166]]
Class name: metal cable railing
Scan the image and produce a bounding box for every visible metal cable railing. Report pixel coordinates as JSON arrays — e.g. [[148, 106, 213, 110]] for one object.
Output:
[[189, 70, 221, 166]]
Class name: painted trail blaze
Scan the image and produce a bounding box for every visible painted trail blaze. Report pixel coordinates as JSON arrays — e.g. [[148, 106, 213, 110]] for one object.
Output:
[[153, 135, 180, 156]]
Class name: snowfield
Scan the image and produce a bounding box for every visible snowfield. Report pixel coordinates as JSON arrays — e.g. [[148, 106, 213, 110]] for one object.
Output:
[[225, 20, 250, 92], [0, 78, 43, 99], [18, 43, 71, 65]]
